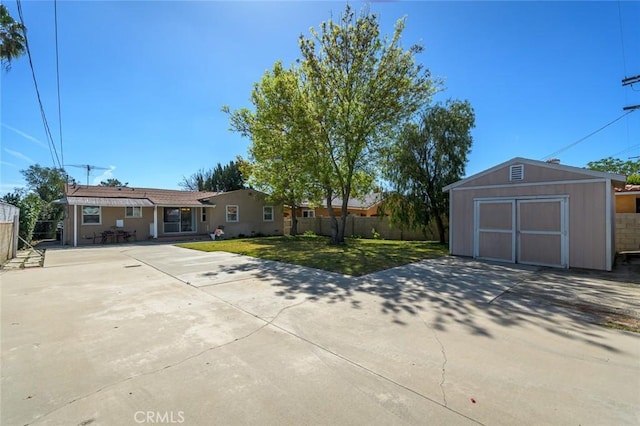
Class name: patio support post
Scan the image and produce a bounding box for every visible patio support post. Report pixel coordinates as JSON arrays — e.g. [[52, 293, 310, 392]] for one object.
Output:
[[73, 205, 78, 247], [153, 206, 158, 238]]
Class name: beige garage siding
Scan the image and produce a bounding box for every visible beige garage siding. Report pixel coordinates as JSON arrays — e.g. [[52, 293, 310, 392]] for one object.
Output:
[[451, 182, 608, 270]]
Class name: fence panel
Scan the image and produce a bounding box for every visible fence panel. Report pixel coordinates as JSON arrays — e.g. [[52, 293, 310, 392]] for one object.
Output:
[[0, 202, 20, 263], [290, 216, 445, 241]]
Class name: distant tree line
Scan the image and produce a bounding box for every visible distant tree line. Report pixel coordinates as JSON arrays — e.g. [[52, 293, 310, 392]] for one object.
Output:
[[179, 160, 246, 192]]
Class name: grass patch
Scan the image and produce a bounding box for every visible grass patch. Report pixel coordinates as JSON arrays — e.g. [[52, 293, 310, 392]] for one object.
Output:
[[177, 235, 448, 276], [601, 320, 639, 333]]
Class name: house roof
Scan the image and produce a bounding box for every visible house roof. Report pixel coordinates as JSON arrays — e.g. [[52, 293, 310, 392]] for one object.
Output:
[[62, 185, 220, 207], [298, 193, 383, 210], [443, 157, 627, 192], [63, 197, 154, 207], [615, 184, 640, 194]]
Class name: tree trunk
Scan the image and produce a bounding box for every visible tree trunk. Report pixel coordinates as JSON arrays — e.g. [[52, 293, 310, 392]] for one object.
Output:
[[326, 192, 340, 244], [434, 213, 446, 244], [290, 211, 298, 236]]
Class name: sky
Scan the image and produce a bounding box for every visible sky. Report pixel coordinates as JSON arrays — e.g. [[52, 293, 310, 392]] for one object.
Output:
[[1, 0, 639, 194]]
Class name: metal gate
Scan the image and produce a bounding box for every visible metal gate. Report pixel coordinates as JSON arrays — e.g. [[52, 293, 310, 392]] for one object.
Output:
[[474, 197, 568, 268]]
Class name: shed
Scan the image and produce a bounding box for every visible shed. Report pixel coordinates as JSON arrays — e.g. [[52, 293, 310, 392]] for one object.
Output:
[[443, 157, 626, 271]]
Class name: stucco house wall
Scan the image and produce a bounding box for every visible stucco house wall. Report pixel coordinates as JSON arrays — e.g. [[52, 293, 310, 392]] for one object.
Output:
[[60, 186, 283, 246]]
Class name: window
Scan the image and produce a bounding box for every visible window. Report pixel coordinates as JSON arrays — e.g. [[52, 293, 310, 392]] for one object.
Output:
[[125, 206, 142, 218], [263, 206, 274, 222], [636, 198, 640, 214], [302, 209, 315, 218], [82, 206, 101, 224], [226, 205, 239, 222], [201, 208, 207, 222], [163, 207, 195, 233], [509, 164, 524, 181]]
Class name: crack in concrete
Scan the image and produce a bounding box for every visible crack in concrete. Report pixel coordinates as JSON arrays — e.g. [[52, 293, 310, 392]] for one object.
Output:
[[486, 268, 540, 305], [420, 317, 448, 407], [432, 327, 448, 407]]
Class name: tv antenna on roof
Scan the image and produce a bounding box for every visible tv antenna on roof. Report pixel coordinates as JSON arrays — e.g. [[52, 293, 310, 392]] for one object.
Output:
[[64, 164, 110, 186]]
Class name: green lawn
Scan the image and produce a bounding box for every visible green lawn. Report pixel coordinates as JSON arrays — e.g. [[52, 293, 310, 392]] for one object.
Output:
[[177, 235, 449, 276]]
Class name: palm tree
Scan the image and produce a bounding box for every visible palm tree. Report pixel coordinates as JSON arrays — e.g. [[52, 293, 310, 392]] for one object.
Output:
[[0, 4, 26, 72]]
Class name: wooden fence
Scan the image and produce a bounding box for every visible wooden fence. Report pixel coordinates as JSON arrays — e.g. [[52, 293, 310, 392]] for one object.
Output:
[[284, 216, 446, 241], [0, 202, 20, 263]]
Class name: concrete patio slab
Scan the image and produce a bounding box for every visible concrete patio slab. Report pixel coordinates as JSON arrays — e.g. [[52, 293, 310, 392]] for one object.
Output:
[[1, 243, 639, 425]]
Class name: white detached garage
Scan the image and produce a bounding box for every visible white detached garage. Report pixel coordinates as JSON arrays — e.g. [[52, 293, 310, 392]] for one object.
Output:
[[443, 158, 625, 271]]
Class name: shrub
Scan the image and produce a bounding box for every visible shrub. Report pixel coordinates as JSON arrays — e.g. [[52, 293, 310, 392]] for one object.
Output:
[[371, 227, 382, 240], [627, 174, 640, 185]]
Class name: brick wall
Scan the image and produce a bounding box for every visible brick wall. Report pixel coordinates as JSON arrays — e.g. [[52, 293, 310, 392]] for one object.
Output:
[[616, 213, 640, 252]]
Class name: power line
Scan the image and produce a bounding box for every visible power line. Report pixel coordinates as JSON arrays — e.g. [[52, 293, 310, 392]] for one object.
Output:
[[15, 0, 62, 170], [609, 143, 639, 158], [54, 0, 64, 166], [617, 1, 627, 78], [542, 110, 636, 160]]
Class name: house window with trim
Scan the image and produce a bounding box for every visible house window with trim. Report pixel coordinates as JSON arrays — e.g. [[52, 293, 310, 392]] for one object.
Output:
[[201, 208, 207, 222], [125, 206, 142, 218], [302, 209, 315, 218], [263, 206, 274, 222], [82, 206, 101, 224], [226, 205, 239, 222]]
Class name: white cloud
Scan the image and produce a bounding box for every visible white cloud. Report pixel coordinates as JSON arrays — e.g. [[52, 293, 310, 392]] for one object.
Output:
[[4, 148, 35, 164], [0, 160, 18, 168], [92, 166, 117, 185], [1, 123, 48, 149]]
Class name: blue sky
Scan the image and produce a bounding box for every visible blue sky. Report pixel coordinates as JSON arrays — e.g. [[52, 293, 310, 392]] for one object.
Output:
[[1, 1, 639, 194]]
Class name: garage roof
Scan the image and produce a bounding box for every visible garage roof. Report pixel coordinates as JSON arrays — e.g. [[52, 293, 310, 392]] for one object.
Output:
[[443, 157, 627, 192]]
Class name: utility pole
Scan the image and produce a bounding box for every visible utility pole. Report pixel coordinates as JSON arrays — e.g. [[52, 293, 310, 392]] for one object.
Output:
[[622, 74, 640, 111]]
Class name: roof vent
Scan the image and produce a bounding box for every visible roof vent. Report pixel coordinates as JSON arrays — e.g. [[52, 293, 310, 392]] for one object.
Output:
[[546, 158, 560, 165], [510, 164, 524, 181]]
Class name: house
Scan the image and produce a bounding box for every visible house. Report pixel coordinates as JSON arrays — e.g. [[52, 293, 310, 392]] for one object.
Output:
[[58, 185, 283, 247], [286, 193, 383, 218], [615, 184, 640, 252], [443, 157, 626, 271], [615, 184, 640, 213]]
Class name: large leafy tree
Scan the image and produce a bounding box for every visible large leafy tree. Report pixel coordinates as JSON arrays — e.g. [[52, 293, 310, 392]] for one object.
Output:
[[180, 160, 245, 192], [21, 165, 68, 239], [227, 5, 436, 243], [0, 4, 26, 72], [382, 100, 475, 244], [225, 62, 321, 236], [1, 190, 42, 247], [298, 5, 436, 243], [586, 157, 640, 176]]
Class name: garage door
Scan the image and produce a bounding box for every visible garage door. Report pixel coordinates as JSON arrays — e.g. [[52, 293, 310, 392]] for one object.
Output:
[[517, 199, 567, 267], [474, 200, 515, 263], [474, 198, 568, 268]]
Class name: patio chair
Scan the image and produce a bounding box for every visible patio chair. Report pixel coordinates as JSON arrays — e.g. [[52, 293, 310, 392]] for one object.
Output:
[[124, 230, 137, 242]]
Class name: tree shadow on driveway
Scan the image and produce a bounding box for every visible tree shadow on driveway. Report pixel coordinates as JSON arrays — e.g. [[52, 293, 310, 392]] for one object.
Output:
[[197, 255, 639, 353]]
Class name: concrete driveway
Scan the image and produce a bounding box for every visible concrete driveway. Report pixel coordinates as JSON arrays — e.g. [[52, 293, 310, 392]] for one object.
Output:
[[1, 244, 639, 425]]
